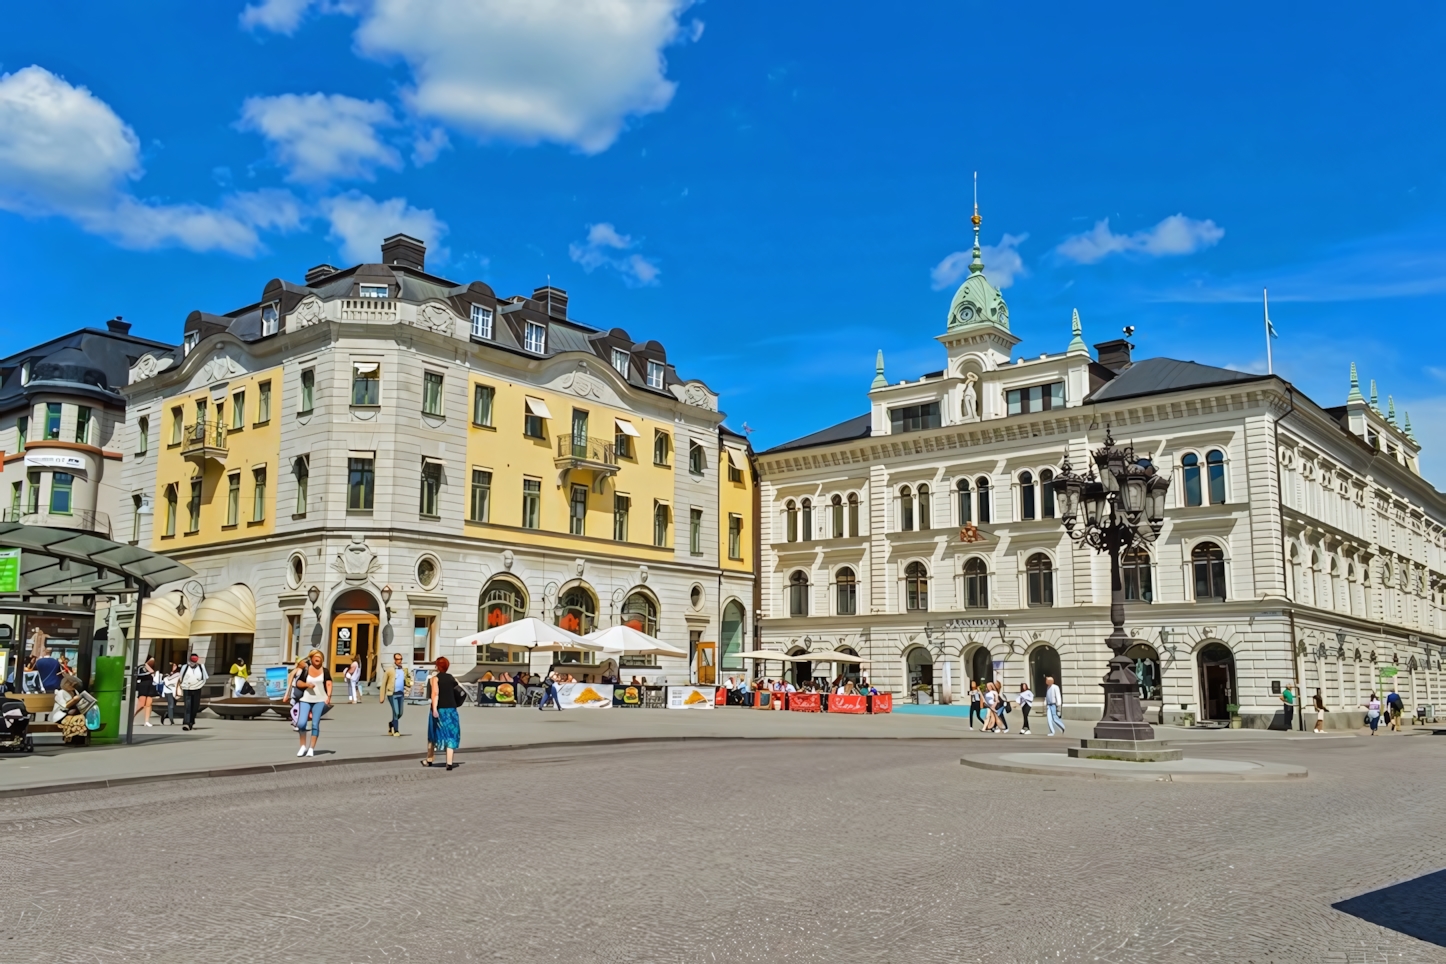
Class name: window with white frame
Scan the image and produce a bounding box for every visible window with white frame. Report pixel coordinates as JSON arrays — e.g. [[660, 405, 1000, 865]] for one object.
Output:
[[1026, 553, 1054, 607], [1006, 381, 1064, 416], [646, 360, 664, 389], [524, 321, 547, 353], [470, 304, 494, 339], [963, 558, 988, 608], [611, 348, 630, 377], [359, 284, 389, 299], [261, 303, 279, 336]]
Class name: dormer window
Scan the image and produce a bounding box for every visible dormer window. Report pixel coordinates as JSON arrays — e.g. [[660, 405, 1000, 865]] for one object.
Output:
[[261, 303, 279, 336], [183, 331, 199, 355], [646, 360, 664, 389], [1006, 381, 1064, 416], [19, 362, 29, 385], [524, 321, 547, 354], [470, 304, 494, 339], [359, 284, 389, 299], [612, 348, 630, 378]]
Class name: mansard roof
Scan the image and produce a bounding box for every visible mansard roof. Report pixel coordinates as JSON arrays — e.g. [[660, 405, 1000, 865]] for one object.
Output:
[[761, 413, 871, 455], [0, 324, 176, 416], [1086, 357, 1269, 403]]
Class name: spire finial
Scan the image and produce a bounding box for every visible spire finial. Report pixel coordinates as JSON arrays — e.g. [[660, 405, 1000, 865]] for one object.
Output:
[[1067, 308, 1087, 354], [871, 349, 887, 390], [1347, 363, 1364, 403], [969, 171, 984, 275], [1387, 395, 1398, 426], [1369, 379, 1379, 412], [1404, 411, 1416, 441]]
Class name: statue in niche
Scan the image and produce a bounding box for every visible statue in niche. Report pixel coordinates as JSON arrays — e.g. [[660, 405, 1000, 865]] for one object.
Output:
[[961, 372, 979, 420]]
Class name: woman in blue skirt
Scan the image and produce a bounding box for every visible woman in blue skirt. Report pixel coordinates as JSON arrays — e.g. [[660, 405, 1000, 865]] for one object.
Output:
[[423, 656, 461, 770]]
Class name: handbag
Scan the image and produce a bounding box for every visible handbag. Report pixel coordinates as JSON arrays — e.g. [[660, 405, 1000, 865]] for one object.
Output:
[[454, 683, 469, 706]]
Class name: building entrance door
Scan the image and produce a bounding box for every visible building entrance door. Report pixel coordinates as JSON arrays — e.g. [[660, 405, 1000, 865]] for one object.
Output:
[[330, 614, 379, 681], [1197, 643, 1236, 721]]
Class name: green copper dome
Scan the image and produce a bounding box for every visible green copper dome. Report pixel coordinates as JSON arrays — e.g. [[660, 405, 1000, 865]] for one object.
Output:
[[946, 206, 1010, 333]]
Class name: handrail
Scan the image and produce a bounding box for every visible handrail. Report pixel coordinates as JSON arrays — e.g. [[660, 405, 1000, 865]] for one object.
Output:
[[181, 419, 227, 452], [556, 434, 617, 464]]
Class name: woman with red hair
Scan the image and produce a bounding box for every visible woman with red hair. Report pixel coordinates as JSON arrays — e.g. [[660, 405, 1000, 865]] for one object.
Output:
[[422, 656, 462, 770]]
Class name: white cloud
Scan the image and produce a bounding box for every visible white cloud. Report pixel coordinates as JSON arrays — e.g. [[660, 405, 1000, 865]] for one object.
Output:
[[239, 93, 401, 184], [323, 192, 448, 265], [1057, 214, 1224, 264], [931, 233, 1028, 290], [351, 0, 693, 154], [239, 0, 319, 35], [0, 65, 295, 255], [569, 222, 660, 286], [410, 127, 450, 166]]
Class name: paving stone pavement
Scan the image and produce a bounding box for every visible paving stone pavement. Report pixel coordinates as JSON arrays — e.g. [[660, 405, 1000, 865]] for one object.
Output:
[[1, 732, 1444, 963]]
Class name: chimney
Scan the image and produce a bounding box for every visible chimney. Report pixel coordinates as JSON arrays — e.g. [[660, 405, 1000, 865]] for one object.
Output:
[[381, 234, 426, 271], [305, 264, 337, 285], [106, 316, 131, 335], [532, 285, 568, 319], [1094, 339, 1134, 373]]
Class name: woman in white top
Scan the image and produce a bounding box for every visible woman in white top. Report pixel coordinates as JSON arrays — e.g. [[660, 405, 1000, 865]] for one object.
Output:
[[294, 649, 332, 757], [982, 683, 1000, 732], [344, 660, 362, 703], [1017, 683, 1034, 734], [1362, 693, 1381, 736]]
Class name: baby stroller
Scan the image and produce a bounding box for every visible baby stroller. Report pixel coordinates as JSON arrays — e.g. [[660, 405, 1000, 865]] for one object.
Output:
[[0, 699, 33, 753]]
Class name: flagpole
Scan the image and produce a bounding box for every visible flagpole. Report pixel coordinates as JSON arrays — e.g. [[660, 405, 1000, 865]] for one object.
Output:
[[1263, 287, 1273, 375]]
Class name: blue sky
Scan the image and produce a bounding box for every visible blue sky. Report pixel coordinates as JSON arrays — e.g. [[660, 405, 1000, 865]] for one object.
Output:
[[3, 2, 1446, 481]]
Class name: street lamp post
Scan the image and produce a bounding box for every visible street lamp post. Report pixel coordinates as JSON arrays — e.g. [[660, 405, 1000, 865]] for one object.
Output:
[[1052, 430, 1170, 742]]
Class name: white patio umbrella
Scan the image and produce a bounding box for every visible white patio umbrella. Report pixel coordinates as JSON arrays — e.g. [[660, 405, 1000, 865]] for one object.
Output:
[[584, 624, 688, 658], [457, 617, 602, 653], [802, 650, 871, 665], [738, 649, 800, 662]]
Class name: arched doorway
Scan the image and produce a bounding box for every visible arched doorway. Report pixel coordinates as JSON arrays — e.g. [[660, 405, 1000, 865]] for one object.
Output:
[[1197, 642, 1236, 721], [555, 584, 597, 664], [720, 600, 745, 675], [329, 589, 380, 680], [1125, 643, 1162, 700], [788, 649, 812, 687], [906, 646, 934, 690], [478, 578, 528, 665], [1029, 644, 1062, 699], [970, 646, 992, 687]]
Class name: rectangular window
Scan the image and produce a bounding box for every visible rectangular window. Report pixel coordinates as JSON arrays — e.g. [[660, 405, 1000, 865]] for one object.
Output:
[[654, 502, 670, 547], [653, 430, 670, 466], [187, 478, 202, 533], [257, 381, 272, 422], [348, 456, 375, 510], [615, 427, 632, 460], [285, 614, 301, 664], [214, 402, 225, 440], [888, 402, 941, 435], [294, 457, 309, 517], [49, 473, 73, 514], [299, 369, 315, 413], [524, 320, 547, 353], [419, 461, 442, 517], [359, 284, 389, 299], [523, 396, 549, 439], [261, 303, 279, 336], [135, 416, 147, 456], [522, 479, 541, 529], [469, 468, 492, 523], [690, 508, 703, 555], [728, 514, 743, 560], [727, 455, 743, 484], [74, 407, 91, 444], [422, 372, 444, 416], [25, 470, 40, 513], [569, 483, 588, 536], [1006, 381, 1065, 416], [570, 409, 589, 457], [413, 616, 435, 664], [472, 384, 494, 427], [252, 467, 267, 522], [352, 362, 380, 406], [131, 494, 142, 543], [231, 391, 245, 429], [163, 484, 177, 537], [470, 303, 494, 339], [170, 406, 183, 444], [44, 403, 61, 440], [646, 360, 665, 389], [10, 481, 20, 517], [613, 494, 630, 541], [16, 416, 26, 452], [225, 472, 240, 526], [611, 348, 630, 377]]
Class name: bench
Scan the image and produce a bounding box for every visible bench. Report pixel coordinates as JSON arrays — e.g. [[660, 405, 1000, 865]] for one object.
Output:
[[29, 721, 107, 746]]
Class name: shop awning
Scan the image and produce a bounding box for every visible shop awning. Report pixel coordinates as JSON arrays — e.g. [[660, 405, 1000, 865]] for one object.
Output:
[[525, 397, 552, 419], [614, 418, 640, 437], [190, 583, 257, 636], [140, 590, 193, 639]]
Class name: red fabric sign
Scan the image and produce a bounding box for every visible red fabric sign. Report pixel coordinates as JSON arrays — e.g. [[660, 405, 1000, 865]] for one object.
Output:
[[869, 693, 893, 714], [789, 692, 822, 712], [714, 687, 726, 706], [829, 694, 866, 714]]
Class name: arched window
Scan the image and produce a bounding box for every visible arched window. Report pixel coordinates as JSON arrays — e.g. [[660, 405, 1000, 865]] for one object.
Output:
[[976, 476, 992, 524], [1182, 453, 1202, 507], [1026, 553, 1054, 607], [899, 486, 914, 532], [1192, 542, 1227, 601], [1206, 449, 1226, 505], [801, 498, 813, 540], [479, 578, 528, 663], [620, 591, 658, 636], [847, 492, 860, 536], [788, 570, 810, 616], [785, 500, 798, 543], [1122, 546, 1153, 602], [1019, 470, 1036, 521], [905, 561, 929, 611], [1029, 645, 1061, 698], [835, 567, 857, 616], [1040, 468, 1056, 518], [956, 478, 971, 525], [963, 557, 988, 609], [1288, 544, 1302, 600], [1125, 643, 1162, 700], [557, 585, 597, 634], [830, 494, 844, 539], [721, 601, 745, 672], [1330, 558, 1342, 612], [917, 484, 931, 530]]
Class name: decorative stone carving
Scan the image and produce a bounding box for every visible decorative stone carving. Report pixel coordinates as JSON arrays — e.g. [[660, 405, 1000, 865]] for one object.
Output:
[[199, 353, 246, 385], [638, 565, 649, 583], [129, 353, 174, 385], [416, 302, 457, 334], [501, 549, 514, 570], [682, 383, 715, 410], [574, 558, 585, 576], [560, 363, 602, 399], [332, 534, 381, 584], [962, 372, 979, 420], [291, 296, 325, 329]]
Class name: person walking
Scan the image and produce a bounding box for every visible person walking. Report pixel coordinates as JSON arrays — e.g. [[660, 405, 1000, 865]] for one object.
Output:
[[1363, 692, 1381, 735], [229, 655, 249, 697], [1312, 688, 1326, 733], [133, 657, 158, 727], [1279, 684, 1295, 732], [994, 682, 1011, 733], [538, 671, 562, 711], [344, 659, 362, 704], [1017, 682, 1034, 734], [176, 654, 208, 731], [981, 681, 999, 732], [1386, 688, 1404, 732], [422, 656, 461, 771], [160, 662, 180, 725], [1045, 676, 1065, 735], [967, 680, 984, 730], [380, 652, 411, 736], [294, 649, 331, 757]]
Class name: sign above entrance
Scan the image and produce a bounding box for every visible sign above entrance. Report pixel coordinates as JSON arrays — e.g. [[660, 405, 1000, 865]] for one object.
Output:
[[937, 618, 1004, 632], [24, 453, 86, 472]]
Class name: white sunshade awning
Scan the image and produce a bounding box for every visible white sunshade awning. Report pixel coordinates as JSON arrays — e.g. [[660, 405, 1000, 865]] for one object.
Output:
[[584, 624, 688, 658], [457, 616, 602, 653], [139, 590, 193, 639], [525, 397, 552, 419], [738, 649, 800, 662], [802, 649, 870, 665], [614, 418, 641, 437], [189, 584, 258, 636]]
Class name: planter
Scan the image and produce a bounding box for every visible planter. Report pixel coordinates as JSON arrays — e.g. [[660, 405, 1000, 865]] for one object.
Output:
[[1229, 715, 1242, 729]]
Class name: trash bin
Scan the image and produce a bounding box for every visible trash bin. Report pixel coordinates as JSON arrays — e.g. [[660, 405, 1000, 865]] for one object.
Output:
[[92, 655, 124, 744]]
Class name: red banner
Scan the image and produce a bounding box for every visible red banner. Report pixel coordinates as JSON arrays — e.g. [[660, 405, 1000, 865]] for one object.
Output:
[[714, 687, 726, 706], [869, 693, 893, 714], [789, 692, 822, 712], [829, 694, 867, 714]]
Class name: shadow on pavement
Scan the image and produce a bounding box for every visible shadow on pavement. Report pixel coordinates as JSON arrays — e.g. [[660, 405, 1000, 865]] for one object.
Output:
[[1332, 868, 1446, 947]]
